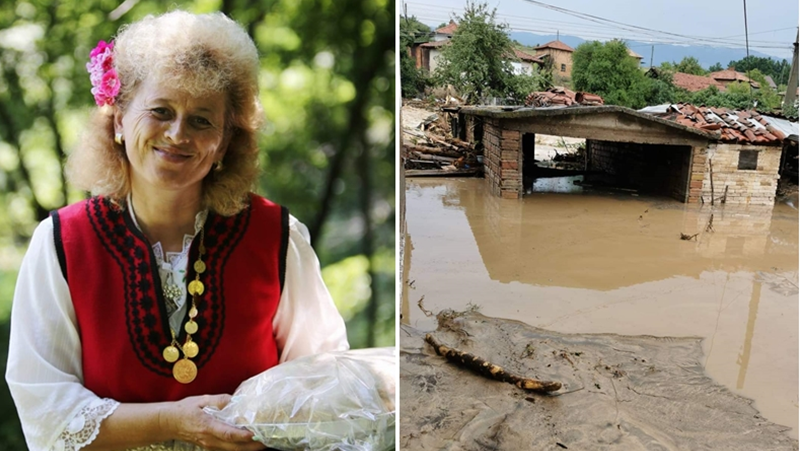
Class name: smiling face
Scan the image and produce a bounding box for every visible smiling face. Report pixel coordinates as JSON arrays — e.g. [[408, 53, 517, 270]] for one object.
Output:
[[114, 76, 228, 197]]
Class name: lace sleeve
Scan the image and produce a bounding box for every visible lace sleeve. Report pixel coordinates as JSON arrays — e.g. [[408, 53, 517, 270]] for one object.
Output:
[[50, 398, 119, 451]]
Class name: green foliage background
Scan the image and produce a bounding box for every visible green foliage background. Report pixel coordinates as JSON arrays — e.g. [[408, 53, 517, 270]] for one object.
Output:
[[0, 0, 395, 446]]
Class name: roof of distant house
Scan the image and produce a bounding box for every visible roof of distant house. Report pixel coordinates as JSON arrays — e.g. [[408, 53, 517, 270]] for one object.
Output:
[[534, 40, 574, 52], [708, 69, 760, 88], [764, 75, 777, 89], [435, 20, 458, 36], [419, 40, 449, 48], [627, 48, 643, 59], [672, 72, 727, 93], [640, 103, 792, 144], [513, 48, 545, 63]]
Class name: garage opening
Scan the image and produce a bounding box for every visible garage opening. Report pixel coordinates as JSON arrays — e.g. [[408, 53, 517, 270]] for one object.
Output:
[[585, 140, 693, 201]]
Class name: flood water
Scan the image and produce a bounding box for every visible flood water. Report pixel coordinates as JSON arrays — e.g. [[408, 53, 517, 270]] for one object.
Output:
[[402, 177, 799, 439]]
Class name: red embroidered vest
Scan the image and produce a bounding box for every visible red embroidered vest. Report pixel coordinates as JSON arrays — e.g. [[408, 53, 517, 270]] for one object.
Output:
[[52, 194, 288, 402]]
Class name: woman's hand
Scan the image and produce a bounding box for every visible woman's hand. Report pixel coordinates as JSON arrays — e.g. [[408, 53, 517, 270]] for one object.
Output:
[[160, 394, 266, 451]]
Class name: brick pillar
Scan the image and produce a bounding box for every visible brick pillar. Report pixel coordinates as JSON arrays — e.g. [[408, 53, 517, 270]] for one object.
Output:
[[499, 128, 522, 199], [687, 145, 708, 203]]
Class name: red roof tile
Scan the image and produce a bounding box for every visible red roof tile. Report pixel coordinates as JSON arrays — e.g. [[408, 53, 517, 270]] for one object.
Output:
[[534, 40, 574, 52], [513, 48, 544, 62], [647, 103, 785, 145], [672, 72, 726, 93], [708, 69, 760, 88], [524, 87, 603, 107], [435, 20, 458, 35]]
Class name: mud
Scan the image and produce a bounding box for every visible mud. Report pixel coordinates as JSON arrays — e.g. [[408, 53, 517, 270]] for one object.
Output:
[[400, 312, 798, 450], [402, 177, 799, 443]]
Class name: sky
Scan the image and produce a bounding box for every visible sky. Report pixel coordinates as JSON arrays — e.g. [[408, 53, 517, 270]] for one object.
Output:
[[401, 0, 799, 60]]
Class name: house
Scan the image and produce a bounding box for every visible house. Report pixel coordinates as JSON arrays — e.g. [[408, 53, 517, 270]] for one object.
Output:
[[645, 68, 727, 93], [627, 48, 644, 66], [454, 102, 796, 205], [511, 48, 546, 75], [411, 21, 546, 75], [432, 20, 457, 41], [764, 75, 778, 90], [533, 40, 574, 79], [708, 69, 760, 89]]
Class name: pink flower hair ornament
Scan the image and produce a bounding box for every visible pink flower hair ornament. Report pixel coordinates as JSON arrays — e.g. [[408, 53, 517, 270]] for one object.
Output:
[[86, 40, 120, 107]]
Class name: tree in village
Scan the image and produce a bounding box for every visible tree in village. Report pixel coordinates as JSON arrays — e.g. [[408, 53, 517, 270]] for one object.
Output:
[[433, 1, 517, 103], [400, 15, 431, 97], [709, 62, 724, 72], [675, 56, 706, 75], [729, 55, 791, 86], [572, 40, 653, 109]]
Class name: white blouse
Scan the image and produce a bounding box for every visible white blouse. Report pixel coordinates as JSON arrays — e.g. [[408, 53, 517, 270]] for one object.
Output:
[[5, 213, 349, 451]]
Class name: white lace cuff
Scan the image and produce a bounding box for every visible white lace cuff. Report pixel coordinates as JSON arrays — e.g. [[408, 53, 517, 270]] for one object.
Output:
[[51, 398, 119, 451]]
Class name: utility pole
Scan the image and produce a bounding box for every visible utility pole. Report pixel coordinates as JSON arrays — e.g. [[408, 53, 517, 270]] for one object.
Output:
[[784, 29, 799, 110], [650, 45, 654, 68]]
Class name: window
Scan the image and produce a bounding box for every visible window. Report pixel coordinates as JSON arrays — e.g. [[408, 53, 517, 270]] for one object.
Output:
[[560, 63, 566, 72], [738, 150, 758, 170]]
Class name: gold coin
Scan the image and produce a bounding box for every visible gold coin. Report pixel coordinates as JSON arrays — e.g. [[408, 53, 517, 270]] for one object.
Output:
[[162, 345, 180, 363], [187, 280, 204, 296], [183, 341, 199, 358], [189, 306, 198, 318], [185, 320, 198, 335], [173, 358, 197, 384], [193, 260, 206, 274]]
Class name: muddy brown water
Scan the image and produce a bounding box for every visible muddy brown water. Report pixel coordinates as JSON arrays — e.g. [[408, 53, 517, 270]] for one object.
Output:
[[402, 177, 798, 443]]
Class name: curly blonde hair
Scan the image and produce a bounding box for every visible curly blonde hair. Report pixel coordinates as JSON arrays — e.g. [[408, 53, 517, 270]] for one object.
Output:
[[67, 10, 263, 216]]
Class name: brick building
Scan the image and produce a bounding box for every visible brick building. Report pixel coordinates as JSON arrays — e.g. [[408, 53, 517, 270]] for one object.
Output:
[[457, 103, 797, 205]]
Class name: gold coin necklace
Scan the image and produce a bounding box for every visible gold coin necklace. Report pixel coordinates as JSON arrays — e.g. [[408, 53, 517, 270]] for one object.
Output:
[[162, 227, 206, 384]]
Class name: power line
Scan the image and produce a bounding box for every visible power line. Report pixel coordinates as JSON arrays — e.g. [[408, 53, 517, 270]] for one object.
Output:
[[406, 4, 793, 56]]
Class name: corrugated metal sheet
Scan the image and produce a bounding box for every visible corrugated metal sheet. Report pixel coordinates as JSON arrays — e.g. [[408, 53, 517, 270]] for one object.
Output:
[[762, 115, 799, 141]]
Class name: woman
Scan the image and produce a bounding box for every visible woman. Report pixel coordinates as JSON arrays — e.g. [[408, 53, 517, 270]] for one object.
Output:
[[5, 10, 348, 451]]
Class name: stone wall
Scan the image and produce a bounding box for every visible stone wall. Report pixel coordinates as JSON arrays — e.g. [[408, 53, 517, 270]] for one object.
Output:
[[689, 143, 781, 206], [586, 140, 692, 202], [482, 118, 522, 199]]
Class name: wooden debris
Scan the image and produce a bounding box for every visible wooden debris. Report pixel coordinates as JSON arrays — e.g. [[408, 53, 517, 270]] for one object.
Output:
[[424, 333, 562, 392], [705, 213, 715, 233], [403, 102, 481, 175]]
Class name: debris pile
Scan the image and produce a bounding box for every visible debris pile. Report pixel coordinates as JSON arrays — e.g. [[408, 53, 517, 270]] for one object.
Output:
[[525, 87, 604, 108], [402, 103, 481, 177]]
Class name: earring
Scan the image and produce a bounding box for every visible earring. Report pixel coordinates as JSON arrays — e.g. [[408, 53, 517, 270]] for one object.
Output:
[[214, 160, 224, 172], [114, 133, 124, 145]]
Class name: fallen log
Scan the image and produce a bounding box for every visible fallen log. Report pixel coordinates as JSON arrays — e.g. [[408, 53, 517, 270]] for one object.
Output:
[[424, 333, 562, 392], [410, 153, 458, 163], [408, 145, 463, 158], [424, 132, 460, 150]]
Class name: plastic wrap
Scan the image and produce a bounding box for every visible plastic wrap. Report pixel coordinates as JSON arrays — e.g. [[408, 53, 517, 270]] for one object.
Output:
[[206, 347, 396, 451]]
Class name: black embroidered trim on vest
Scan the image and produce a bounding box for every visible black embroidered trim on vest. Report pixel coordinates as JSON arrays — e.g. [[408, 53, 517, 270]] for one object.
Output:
[[85, 197, 250, 377], [279, 206, 289, 294], [50, 210, 68, 283]]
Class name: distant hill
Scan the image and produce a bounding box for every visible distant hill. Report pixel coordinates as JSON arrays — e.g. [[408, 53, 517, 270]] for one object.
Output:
[[507, 31, 790, 68]]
